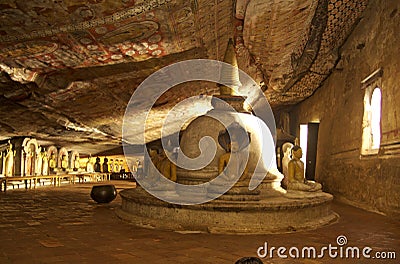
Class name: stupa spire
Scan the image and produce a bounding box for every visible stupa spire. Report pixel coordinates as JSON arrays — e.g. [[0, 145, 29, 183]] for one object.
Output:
[[218, 38, 242, 95]]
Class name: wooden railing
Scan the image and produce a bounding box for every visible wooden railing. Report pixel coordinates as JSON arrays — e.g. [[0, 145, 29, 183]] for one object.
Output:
[[0, 172, 110, 192]]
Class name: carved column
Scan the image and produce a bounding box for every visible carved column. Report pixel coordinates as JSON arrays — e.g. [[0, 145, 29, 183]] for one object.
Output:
[[0, 151, 3, 175], [11, 137, 24, 177]]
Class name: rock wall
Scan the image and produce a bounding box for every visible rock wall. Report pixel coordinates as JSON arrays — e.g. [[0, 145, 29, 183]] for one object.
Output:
[[291, 0, 400, 218]]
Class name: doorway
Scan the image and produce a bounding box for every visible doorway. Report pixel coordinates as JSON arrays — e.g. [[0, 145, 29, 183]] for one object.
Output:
[[299, 122, 320, 181]]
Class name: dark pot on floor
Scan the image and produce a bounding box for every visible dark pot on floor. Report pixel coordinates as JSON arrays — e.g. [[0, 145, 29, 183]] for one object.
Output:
[[90, 185, 117, 203]]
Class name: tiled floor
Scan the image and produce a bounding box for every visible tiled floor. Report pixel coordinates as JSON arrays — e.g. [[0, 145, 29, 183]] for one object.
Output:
[[0, 181, 398, 263]]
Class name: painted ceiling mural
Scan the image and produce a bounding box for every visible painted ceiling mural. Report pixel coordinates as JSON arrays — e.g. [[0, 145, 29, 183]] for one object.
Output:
[[0, 0, 199, 75], [0, 0, 369, 152]]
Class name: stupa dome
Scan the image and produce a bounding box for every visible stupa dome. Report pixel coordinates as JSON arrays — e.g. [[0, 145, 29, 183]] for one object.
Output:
[[178, 109, 276, 185]]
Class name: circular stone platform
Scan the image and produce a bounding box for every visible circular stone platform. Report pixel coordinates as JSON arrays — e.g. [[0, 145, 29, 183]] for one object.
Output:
[[116, 187, 339, 234]]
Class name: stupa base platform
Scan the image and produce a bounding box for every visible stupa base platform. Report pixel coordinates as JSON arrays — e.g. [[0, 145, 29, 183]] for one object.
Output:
[[116, 187, 339, 234]]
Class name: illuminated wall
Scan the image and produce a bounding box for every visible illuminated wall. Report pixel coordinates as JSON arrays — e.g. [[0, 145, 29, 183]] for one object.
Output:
[[291, 0, 400, 218]]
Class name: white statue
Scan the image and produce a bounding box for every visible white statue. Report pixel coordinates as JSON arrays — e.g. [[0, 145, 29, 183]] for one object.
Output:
[[5, 142, 15, 176], [36, 147, 43, 176], [42, 151, 48, 175], [281, 142, 293, 188], [86, 157, 94, 173]]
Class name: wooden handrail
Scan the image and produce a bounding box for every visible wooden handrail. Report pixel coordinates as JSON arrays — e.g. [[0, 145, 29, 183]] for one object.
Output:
[[1, 172, 110, 192]]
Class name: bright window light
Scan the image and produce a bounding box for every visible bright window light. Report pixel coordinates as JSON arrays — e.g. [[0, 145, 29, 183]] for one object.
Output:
[[300, 124, 308, 174], [361, 87, 382, 155], [370, 88, 381, 149]]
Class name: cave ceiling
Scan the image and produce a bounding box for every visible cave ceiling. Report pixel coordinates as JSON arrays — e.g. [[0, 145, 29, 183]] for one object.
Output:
[[0, 0, 368, 154]]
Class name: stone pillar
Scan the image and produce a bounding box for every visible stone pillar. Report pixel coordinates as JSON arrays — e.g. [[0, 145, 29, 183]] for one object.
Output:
[[68, 151, 73, 169], [0, 151, 4, 175], [11, 137, 24, 177], [23, 151, 27, 176]]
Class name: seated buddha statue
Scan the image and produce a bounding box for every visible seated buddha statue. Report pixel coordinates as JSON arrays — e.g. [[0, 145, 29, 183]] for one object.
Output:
[[207, 123, 261, 200], [113, 159, 120, 173], [74, 156, 81, 171], [281, 142, 294, 189], [86, 157, 94, 173], [49, 153, 57, 174], [217, 122, 251, 183], [156, 150, 177, 182], [218, 134, 249, 182], [102, 157, 108, 173], [94, 157, 101, 172], [61, 154, 68, 171], [109, 159, 114, 173], [141, 149, 176, 191], [140, 150, 158, 184], [287, 146, 322, 192]]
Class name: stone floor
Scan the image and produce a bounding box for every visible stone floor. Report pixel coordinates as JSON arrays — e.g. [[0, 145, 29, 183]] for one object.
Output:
[[0, 181, 398, 263]]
